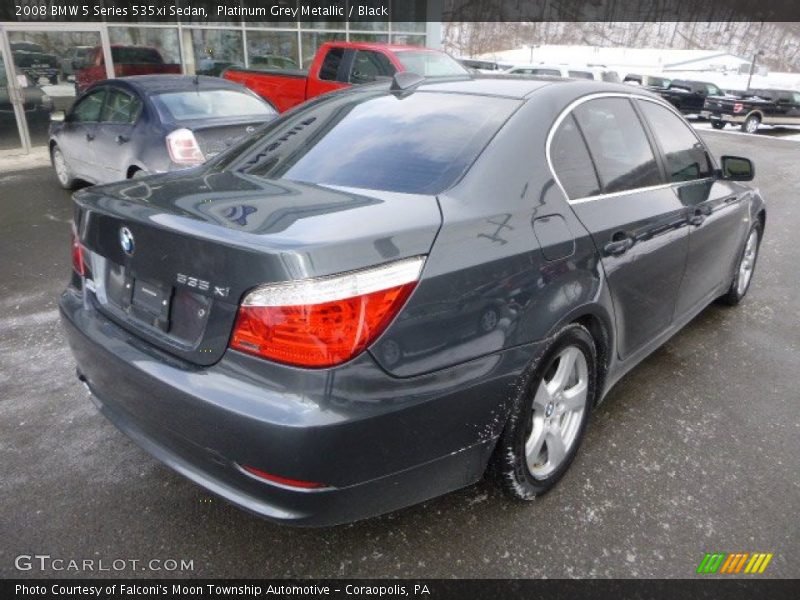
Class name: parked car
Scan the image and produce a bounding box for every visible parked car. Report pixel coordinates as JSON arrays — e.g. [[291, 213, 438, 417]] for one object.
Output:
[[49, 75, 276, 188], [656, 79, 725, 115], [623, 73, 671, 90], [75, 45, 181, 92], [223, 41, 468, 112], [60, 45, 94, 79], [0, 62, 50, 114], [702, 88, 800, 132], [504, 64, 621, 82], [10, 41, 59, 85], [61, 75, 764, 526]]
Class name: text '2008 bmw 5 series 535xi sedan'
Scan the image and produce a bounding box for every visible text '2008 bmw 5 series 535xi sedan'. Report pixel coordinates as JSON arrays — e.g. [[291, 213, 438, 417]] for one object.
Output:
[[60, 73, 765, 526]]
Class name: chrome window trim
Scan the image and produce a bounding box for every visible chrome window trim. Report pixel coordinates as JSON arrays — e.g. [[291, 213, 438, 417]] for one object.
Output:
[[545, 91, 716, 204]]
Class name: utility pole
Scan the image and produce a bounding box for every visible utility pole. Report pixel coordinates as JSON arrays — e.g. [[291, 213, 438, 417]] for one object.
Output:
[[746, 50, 764, 91]]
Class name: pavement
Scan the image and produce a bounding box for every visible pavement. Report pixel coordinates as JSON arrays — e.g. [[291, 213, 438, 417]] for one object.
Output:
[[0, 131, 798, 579]]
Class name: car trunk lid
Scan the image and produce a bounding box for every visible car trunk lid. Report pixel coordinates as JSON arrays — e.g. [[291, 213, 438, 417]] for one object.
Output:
[[72, 168, 441, 366]]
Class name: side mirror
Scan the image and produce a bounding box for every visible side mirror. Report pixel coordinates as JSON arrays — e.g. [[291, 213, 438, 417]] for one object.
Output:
[[50, 110, 65, 123], [719, 155, 754, 182]]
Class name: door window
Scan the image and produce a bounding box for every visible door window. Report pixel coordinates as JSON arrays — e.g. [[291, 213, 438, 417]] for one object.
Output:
[[318, 47, 345, 81], [349, 50, 396, 84], [100, 88, 142, 124], [70, 88, 106, 122], [573, 97, 662, 194], [638, 101, 712, 182], [550, 114, 601, 199]]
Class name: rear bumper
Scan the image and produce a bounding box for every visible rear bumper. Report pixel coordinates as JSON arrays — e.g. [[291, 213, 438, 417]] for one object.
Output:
[[701, 110, 746, 123], [60, 288, 535, 526]]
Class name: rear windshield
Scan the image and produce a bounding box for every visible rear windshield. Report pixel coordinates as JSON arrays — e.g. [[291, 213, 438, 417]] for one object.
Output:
[[394, 51, 468, 77], [216, 91, 518, 194], [153, 89, 275, 121]]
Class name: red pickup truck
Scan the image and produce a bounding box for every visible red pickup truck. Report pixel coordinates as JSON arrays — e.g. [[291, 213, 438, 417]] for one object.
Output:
[[76, 45, 181, 92], [223, 42, 467, 112]]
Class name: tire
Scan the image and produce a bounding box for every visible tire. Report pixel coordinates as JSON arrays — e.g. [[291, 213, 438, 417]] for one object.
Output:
[[491, 323, 597, 499], [719, 223, 762, 306], [51, 145, 77, 190], [741, 114, 761, 134], [711, 121, 726, 130], [130, 168, 149, 180]]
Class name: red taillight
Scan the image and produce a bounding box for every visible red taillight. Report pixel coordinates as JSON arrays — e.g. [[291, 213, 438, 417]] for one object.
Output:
[[230, 256, 425, 368], [733, 102, 744, 114], [240, 465, 328, 490], [71, 226, 85, 276], [166, 127, 205, 165]]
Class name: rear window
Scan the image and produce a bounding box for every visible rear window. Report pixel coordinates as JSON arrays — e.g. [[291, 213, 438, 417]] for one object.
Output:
[[568, 71, 594, 80], [218, 91, 518, 194], [394, 51, 467, 77], [153, 89, 274, 121]]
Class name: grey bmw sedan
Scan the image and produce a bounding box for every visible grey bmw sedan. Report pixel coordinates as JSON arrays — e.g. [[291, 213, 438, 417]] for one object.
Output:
[[60, 75, 764, 525]]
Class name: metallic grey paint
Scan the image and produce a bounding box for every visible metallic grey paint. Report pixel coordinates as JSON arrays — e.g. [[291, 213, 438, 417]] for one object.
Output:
[[60, 76, 765, 525]]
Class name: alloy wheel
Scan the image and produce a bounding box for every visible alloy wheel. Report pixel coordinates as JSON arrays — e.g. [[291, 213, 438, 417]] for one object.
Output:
[[53, 148, 69, 186], [525, 345, 589, 479], [736, 229, 759, 296]]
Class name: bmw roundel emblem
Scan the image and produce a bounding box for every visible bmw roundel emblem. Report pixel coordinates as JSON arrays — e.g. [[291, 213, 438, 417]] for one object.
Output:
[[119, 227, 135, 256]]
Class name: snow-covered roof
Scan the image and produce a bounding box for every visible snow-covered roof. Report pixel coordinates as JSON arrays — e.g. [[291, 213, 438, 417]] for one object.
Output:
[[474, 45, 749, 72]]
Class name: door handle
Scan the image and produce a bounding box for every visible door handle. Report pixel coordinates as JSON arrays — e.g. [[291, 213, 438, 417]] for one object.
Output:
[[116, 135, 129, 144], [603, 233, 634, 256], [85, 132, 95, 141]]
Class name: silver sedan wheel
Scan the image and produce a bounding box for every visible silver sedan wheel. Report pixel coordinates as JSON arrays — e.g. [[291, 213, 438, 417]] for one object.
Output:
[[525, 345, 589, 479], [53, 148, 70, 186], [736, 229, 759, 296]]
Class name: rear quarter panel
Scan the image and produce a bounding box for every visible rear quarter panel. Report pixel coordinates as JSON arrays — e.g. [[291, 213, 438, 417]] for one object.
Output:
[[372, 85, 615, 378]]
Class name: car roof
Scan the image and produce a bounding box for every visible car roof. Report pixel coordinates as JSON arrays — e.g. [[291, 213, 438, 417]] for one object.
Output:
[[392, 75, 648, 101], [95, 75, 246, 95]]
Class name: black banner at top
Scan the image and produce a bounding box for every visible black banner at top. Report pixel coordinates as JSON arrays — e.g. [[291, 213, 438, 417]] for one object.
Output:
[[3, 0, 800, 23]]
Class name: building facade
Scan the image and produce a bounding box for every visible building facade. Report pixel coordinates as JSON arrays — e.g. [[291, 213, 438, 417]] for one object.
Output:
[[0, 16, 441, 154]]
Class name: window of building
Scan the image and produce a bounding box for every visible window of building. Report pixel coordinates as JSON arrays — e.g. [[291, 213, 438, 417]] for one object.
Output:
[[246, 30, 299, 70]]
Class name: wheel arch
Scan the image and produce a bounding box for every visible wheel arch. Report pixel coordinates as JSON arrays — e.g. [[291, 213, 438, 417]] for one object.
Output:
[[536, 303, 615, 407], [745, 109, 763, 122]]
